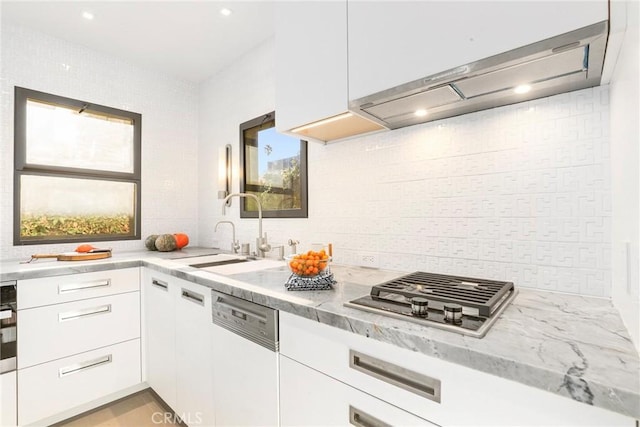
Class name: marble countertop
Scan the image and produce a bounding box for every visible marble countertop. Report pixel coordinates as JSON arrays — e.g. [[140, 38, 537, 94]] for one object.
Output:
[[2, 248, 639, 418]]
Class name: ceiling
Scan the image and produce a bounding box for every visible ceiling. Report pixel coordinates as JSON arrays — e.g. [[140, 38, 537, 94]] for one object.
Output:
[[1, 1, 275, 83]]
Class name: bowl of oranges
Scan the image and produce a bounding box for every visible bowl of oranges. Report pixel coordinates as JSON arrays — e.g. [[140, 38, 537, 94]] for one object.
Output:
[[285, 249, 331, 277]]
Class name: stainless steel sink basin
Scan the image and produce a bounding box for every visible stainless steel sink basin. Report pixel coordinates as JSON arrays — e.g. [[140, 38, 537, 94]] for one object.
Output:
[[189, 258, 249, 268], [170, 253, 284, 275]]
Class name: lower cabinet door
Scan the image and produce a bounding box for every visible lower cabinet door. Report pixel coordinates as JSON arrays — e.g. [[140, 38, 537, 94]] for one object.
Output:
[[211, 323, 279, 427], [142, 270, 177, 410], [18, 339, 141, 426], [1, 371, 17, 427], [279, 355, 437, 427], [174, 281, 215, 427]]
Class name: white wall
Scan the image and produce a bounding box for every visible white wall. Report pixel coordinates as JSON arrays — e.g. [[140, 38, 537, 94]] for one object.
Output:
[[610, 0, 639, 350], [198, 37, 276, 251], [0, 24, 200, 260], [199, 38, 613, 297]]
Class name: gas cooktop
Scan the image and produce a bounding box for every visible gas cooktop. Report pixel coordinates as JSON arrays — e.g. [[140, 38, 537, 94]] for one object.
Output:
[[345, 271, 517, 338]]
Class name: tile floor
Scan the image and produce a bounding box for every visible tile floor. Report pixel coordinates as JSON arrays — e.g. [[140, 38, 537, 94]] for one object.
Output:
[[54, 389, 182, 427]]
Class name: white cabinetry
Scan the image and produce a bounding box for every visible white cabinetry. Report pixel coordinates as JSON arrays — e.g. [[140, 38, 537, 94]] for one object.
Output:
[[142, 269, 215, 426], [280, 355, 435, 426], [347, 1, 609, 100], [142, 270, 177, 409], [275, 1, 383, 142], [280, 312, 634, 427], [1, 371, 17, 427], [211, 323, 279, 427], [18, 340, 140, 426], [175, 280, 215, 427], [16, 268, 141, 426]]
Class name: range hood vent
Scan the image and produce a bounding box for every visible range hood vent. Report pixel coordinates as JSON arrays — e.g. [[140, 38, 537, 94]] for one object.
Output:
[[349, 21, 608, 129]]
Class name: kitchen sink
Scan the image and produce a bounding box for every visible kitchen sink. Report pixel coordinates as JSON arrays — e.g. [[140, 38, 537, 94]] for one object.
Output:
[[190, 258, 250, 268], [170, 253, 284, 275]]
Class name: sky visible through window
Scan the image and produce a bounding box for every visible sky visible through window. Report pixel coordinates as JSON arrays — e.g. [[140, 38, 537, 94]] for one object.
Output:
[[257, 127, 300, 176]]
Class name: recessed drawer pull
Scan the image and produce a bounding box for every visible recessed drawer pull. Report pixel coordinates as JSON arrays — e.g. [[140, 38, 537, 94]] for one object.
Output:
[[59, 304, 112, 322], [151, 279, 168, 290], [59, 354, 112, 377], [181, 289, 204, 305], [58, 279, 111, 294], [349, 405, 391, 427], [349, 350, 441, 403]]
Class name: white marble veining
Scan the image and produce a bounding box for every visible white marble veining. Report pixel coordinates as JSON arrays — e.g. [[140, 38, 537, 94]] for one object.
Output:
[[1, 249, 638, 418]]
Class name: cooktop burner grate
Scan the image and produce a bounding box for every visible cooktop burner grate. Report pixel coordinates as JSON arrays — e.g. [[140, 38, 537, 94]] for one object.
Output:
[[345, 271, 518, 338], [371, 271, 514, 317]]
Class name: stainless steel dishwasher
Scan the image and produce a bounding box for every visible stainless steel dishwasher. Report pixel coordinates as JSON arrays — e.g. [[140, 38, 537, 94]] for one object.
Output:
[[210, 290, 279, 426]]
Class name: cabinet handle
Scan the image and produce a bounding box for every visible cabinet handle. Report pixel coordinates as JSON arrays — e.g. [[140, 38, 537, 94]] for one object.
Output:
[[349, 350, 441, 403], [59, 304, 112, 322], [181, 289, 204, 305], [151, 279, 168, 290], [59, 354, 112, 378], [349, 406, 391, 427], [58, 279, 111, 294]]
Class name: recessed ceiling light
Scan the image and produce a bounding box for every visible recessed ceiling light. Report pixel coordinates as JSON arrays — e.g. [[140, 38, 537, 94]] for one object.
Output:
[[514, 84, 531, 94], [61, 63, 71, 71], [82, 11, 94, 20], [414, 109, 428, 117], [220, 8, 232, 17]]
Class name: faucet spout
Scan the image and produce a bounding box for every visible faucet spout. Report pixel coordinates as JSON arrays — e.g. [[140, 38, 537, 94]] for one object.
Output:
[[214, 220, 239, 253], [222, 192, 270, 256]]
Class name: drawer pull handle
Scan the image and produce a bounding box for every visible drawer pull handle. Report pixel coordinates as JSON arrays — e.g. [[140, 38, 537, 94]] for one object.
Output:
[[349, 406, 391, 427], [349, 349, 441, 403], [59, 304, 112, 322], [181, 289, 204, 305], [59, 354, 112, 377], [59, 279, 111, 294], [151, 279, 168, 290]]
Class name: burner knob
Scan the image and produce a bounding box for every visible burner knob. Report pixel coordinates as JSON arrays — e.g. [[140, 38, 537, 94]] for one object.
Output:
[[411, 297, 429, 317], [444, 303, 463, 324]]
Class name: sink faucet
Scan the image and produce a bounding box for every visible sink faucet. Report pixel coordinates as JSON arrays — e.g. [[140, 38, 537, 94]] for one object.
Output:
[[222, 192, 271, 257], [214, 220, 240, 254]]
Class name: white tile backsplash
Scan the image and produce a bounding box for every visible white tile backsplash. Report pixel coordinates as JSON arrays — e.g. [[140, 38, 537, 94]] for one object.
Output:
[[312, 91, 612, 296], [0, 24, 199, 260]]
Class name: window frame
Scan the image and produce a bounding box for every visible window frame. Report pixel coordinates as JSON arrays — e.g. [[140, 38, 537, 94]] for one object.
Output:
[[13, 86, 142, 245], [239, 111, 308, 219]]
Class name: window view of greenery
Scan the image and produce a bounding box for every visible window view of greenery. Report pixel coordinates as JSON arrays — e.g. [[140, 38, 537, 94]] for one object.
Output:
[[241, 114, 307, 218], [14, 87, 141, 244], [20, 176, 136, 240]]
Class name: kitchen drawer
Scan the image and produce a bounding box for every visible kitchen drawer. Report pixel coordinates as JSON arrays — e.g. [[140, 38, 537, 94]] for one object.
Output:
[[18, 268, 139, 309], [280, 354, 435, 426], [18, 292, 140, 369], [18, 338, 141, 426], [280, 312, 634, 426]]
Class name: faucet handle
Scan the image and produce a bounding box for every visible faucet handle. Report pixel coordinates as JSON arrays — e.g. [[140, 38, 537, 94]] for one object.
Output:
[[287, 239, 299, 255]]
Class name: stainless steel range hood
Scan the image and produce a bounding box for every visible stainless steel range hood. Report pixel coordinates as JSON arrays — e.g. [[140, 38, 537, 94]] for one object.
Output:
[[349, 21, 609, 129]]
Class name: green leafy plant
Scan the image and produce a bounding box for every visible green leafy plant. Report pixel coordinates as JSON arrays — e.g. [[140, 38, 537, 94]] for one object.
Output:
[[21, 214, 133, 238]]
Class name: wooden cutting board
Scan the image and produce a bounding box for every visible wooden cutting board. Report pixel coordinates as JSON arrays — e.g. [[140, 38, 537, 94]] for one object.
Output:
[[30, 251, 112, 261]]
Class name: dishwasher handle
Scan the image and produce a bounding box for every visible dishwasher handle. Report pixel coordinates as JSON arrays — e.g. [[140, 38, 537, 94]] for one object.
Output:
[[211, 290, 279, 352], [213, 294, 267, 322]]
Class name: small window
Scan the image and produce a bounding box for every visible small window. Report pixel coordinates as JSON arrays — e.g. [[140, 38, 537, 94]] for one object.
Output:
[[14, 87, 141, 245], [239, 112, 308, 218]]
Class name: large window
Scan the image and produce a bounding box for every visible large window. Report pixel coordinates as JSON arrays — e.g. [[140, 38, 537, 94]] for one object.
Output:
[[239, 112, 308, 218], [14, 87, 141, 245]]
